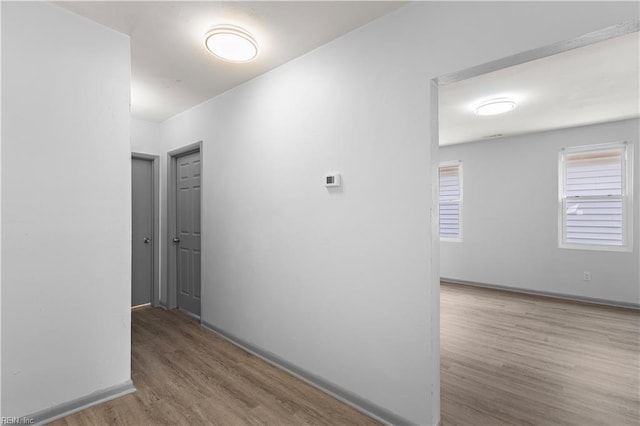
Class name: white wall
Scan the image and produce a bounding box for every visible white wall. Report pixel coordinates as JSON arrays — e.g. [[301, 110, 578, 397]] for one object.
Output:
[[155, 2, 638, 424], [0, 1, 3, 414], [1, 2, 131, 417], [441, 119, 640, 306], [132, 119, 162, 155], [0, 1, 3, 416]]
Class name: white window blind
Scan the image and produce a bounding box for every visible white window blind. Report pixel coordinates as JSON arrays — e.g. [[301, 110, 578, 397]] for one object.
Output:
[[439, 162, 462, 240], [560, 143, 632, 250]]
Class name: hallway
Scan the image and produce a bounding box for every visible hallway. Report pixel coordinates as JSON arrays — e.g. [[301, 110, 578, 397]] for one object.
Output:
[[52, 307, 379, 425]]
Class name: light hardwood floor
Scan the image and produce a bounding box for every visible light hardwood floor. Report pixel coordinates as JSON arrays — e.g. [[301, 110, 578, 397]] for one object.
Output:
[[53, 284, 639, 425], [51, 307, 379, 426], [441, 282, 640, 426]]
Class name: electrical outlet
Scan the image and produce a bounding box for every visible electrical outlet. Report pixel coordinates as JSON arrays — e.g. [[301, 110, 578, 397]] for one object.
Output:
[[583, 271, 591, 281]]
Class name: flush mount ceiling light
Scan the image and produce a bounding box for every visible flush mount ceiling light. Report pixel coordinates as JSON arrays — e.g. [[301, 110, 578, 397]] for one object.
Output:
[[204, 25, 258, 63], [474, 98, 517, 116]]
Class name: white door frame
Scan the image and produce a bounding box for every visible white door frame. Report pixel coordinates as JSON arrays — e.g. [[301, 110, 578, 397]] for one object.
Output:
[[131, 152, 161, 307], [166, 141, 203, 311]]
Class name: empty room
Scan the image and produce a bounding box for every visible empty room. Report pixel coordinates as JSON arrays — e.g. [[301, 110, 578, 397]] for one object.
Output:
[[437, 29, 639, 425], [1, 1, 638, 426]]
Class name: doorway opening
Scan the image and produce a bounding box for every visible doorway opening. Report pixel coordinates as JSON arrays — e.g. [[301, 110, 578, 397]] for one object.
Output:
[[433, 22, 638, 425]]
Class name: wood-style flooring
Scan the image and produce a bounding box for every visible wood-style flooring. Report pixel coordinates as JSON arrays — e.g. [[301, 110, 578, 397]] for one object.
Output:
[[441, 282, 640, 426], [53, 283, 639, 425], [51, 307, 379, 426]]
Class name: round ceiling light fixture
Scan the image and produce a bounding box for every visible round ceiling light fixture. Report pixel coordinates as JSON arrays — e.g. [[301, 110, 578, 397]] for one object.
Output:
[[204, 25, 258, 63], [474, 98, 517, 116]]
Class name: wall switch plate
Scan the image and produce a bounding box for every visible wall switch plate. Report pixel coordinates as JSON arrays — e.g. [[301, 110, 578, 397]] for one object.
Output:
[[583, 271, 591, 281]]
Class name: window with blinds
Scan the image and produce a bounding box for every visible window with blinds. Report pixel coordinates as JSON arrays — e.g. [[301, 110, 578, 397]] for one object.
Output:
[[559, 142, 632, 250], [439, 161, 462, 241]]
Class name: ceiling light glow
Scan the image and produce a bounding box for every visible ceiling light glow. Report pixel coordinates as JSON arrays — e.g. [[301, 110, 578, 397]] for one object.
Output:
[[204, 25, 258, 63], [474, 98, 516, 116]]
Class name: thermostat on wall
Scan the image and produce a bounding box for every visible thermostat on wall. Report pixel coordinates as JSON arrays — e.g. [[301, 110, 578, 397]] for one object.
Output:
[[324, 172, 342, 188]]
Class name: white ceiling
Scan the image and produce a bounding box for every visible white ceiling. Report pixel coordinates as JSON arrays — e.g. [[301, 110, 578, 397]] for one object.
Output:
[[439, 31, 640, 146], [56, 1, 406, 122], [52, 3, 640, 136]]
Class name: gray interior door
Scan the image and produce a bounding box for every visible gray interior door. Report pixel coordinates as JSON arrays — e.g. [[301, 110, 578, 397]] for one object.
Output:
[[176, 151, 202, 316], [132, 158, 154, 306]]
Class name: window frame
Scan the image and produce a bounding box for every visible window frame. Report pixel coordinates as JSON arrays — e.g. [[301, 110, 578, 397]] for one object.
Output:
[[558, 141, 633, 252], [439, 160, 463, 242]]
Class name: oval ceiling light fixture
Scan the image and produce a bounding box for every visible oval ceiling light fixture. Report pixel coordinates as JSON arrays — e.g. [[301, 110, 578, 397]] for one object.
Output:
[[204, 25, 258, 63], [474, 98, 517, 116]]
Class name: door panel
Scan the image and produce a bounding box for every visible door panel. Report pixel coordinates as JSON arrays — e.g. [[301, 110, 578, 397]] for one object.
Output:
[[176, 151, 202, 316], [179, 248, 190, 295], [193, 250, 201, 299], [179, 188, 190, 232], [132, 158, 153, 306], [193, 187, 201, 234]]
